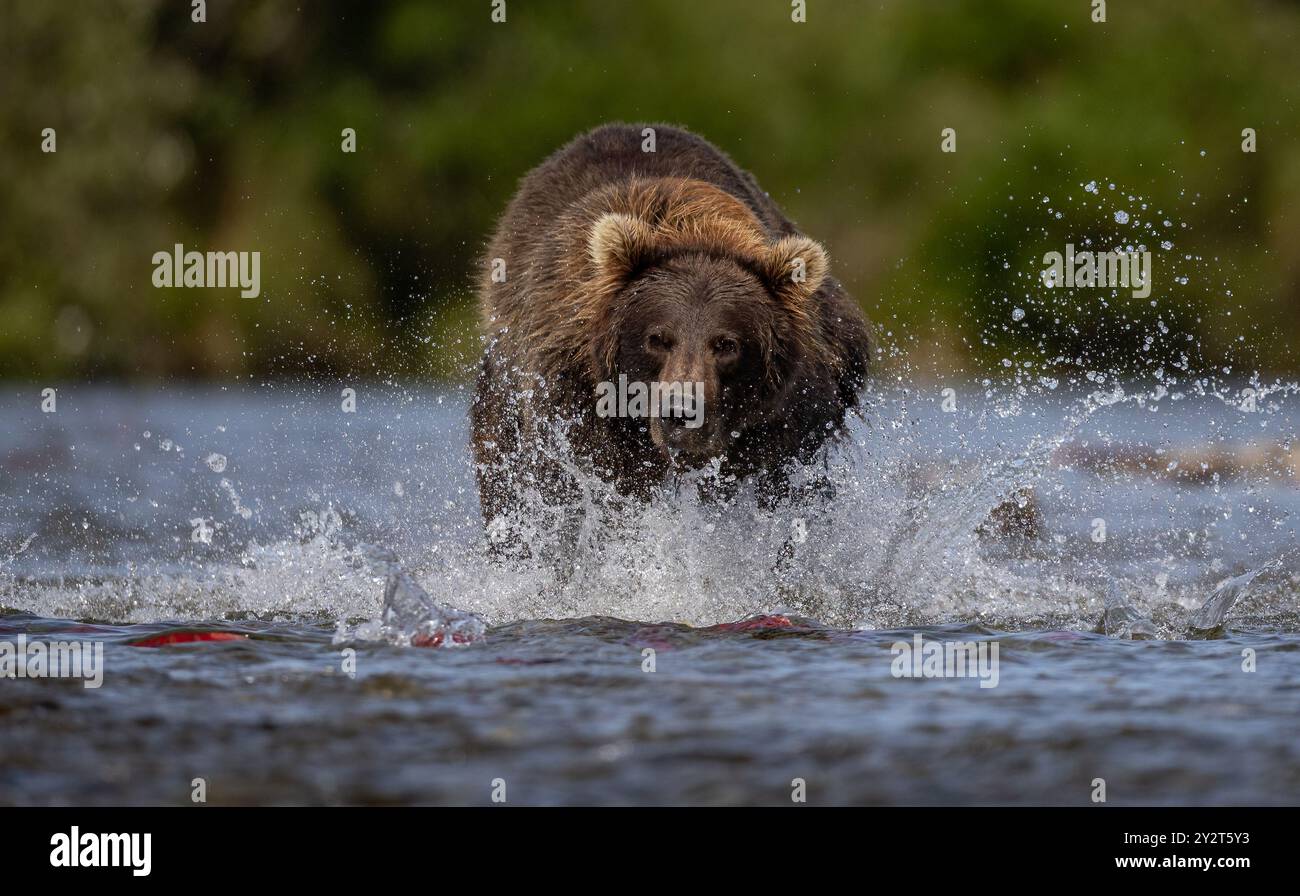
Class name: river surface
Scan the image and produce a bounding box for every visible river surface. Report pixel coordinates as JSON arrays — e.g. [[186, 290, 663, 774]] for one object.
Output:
[[2, 382, 1298, 805]]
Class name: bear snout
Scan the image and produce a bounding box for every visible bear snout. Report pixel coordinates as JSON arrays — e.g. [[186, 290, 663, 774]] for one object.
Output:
[[650, 392, 730, 466]]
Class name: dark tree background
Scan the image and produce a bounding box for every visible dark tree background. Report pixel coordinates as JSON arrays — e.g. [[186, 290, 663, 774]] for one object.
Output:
[[2, 0, 1297, 381]]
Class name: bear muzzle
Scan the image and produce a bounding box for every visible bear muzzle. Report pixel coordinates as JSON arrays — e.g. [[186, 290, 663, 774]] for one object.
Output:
[[650, 396, 731, 466]]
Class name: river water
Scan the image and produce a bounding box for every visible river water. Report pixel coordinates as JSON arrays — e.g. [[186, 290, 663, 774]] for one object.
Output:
[[2, 381, 1298, 805]]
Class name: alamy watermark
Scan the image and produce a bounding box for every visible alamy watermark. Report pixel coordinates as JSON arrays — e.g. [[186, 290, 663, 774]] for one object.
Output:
[[1042, 243, 1151, 299], [890, 633, 999, 688], [152, 244, 261, 298], [1, 635, 104, 688], [50, 827, 150, 876], [595, 374, 704, 427]]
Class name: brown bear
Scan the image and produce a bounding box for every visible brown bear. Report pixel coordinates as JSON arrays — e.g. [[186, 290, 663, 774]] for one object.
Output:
[[471, 123, 872, 550]]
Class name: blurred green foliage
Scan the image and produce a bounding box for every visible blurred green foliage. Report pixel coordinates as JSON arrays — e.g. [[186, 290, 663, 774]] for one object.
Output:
[[2, 0, 1298, 381]]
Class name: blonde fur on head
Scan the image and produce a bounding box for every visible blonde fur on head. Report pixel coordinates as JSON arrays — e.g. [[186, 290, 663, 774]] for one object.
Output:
[[764, 235, 828, 301], [535, 177, 840, 381], [587, 182, 829, 306], [588, 212, 655, 275]]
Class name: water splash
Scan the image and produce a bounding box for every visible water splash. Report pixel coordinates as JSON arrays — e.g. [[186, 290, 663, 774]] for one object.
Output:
[[1096, 583, 1157, 640], [1187, 559, 1283, 639], [2, 376, 1297, 638], [337, 547, 485, 648]]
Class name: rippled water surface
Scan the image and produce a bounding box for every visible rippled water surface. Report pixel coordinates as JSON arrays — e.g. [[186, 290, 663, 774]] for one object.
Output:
[[2, 384, 1298, 805]]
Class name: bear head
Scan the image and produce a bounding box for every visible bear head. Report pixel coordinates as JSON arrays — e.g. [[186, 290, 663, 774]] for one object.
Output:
[[583, 179, 830, 468]]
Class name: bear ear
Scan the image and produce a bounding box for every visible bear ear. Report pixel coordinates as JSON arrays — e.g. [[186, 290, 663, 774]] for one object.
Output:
[[761, 235, 828, 310], [589, 213, 656, 280]]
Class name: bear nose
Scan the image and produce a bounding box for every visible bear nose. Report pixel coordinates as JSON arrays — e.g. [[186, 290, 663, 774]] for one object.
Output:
[[660, 390, 699, 426]]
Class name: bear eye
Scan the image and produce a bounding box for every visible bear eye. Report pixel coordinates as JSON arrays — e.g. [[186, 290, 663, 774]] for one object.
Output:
[[647, 331, 674, 352], [713, 337, 740, 357]]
